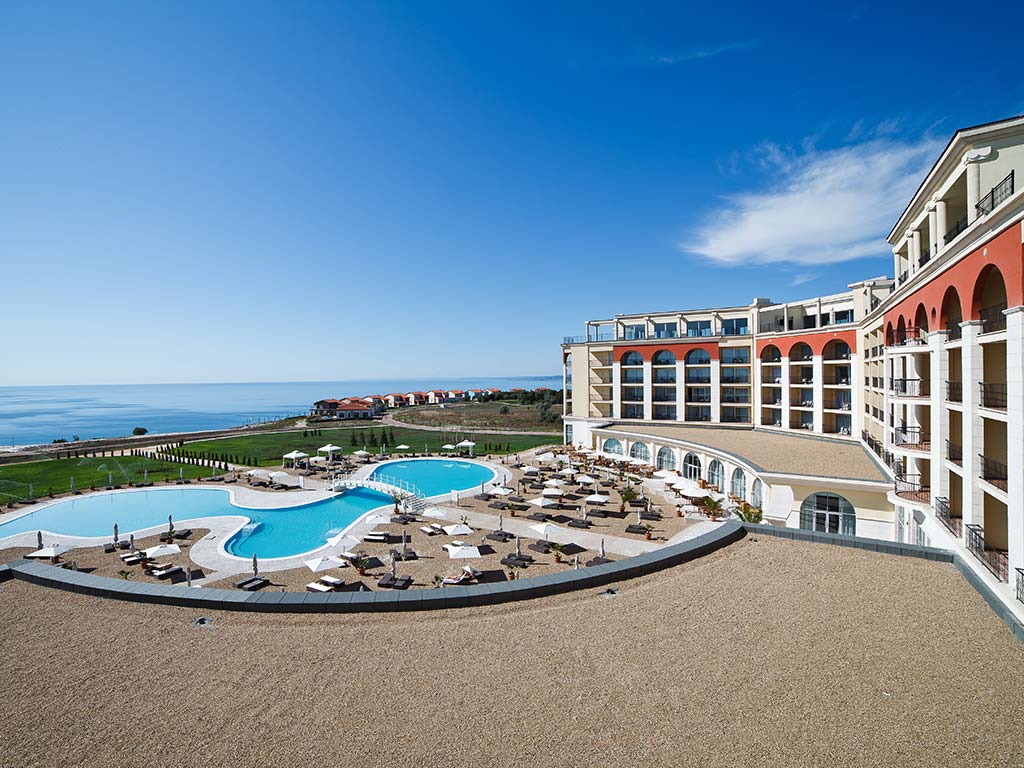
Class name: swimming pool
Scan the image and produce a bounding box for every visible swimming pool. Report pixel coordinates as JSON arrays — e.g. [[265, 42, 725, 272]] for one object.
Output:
[[0, 458, 497, 559]]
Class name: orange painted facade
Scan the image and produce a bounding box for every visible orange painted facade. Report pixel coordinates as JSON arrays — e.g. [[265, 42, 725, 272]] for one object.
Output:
[[618, 341, 720, 362], [756, 328, 858, 357]]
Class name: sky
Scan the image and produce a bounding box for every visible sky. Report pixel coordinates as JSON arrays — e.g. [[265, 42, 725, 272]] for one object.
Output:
[[1, 1, 1022, 386]]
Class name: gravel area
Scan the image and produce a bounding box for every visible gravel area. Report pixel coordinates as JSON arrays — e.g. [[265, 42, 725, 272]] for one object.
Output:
[[2, 536, 1022, 767]]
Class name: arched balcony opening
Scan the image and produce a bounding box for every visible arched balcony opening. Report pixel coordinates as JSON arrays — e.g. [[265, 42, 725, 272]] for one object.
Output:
[[683, 452, 702, 481], [655, 446, 677, 471]]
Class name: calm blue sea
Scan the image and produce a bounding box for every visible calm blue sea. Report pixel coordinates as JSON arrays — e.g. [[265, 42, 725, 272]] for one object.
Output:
[[0, 377, 561, 446]]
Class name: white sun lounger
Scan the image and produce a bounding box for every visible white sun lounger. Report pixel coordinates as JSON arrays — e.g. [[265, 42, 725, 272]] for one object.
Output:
[[306, 581, 333, 593], [318, 575, 344, 587], [363, 531, 389, 542], [420, 526, 439, 536]]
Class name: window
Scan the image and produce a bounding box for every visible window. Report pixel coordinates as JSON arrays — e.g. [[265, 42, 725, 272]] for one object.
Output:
[[683, 452, 702, 480], [621, 386, 644, 402], [564, 424, 573, 444], [721, 318, 749, 336], [707, 460, 724, 490], [651, 350, 676, 365], [721, 387, 749, 404], [621, 350, 643, 366], [602, 438, 623, 455], [721, 406, 749, 423], [799, 492, 855, 535], [629, 442, 650, 462], [686, 386, 711, 402], [835, 309, 854, 324], [656, 447, 677, 470], [622, 404, 644, 419], [721, 348, 750, 364], [730, 468, 746, 500], [686, 405, 711, 421], [653, 404, 677, 420], [623, 324, 646, 340], [686, 320, 712, 337], [722, 368, 749, 384], [685, 370, 711, 384], [653, 322, 678, 339], [653, 368, 676, 384], [685, 349, 711, 365], [622, 369, 644, 384], [750, 479, 763, 509]]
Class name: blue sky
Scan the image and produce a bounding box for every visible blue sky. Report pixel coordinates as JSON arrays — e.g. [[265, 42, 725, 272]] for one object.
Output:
[[2, 1, 1021, 385]]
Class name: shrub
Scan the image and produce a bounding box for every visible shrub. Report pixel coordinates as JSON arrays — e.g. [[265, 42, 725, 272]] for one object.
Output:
[[132, 427, 148, 436]]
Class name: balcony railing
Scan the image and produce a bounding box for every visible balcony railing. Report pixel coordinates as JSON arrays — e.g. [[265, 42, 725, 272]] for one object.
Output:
[[887, 326, 925, 346], [894, 473, 930, 503], [945, 439, 962, 465], [891, 378, 929, 397], [721, 394, 750, 404], [944, 214, 968, 244], [898, 270, 908, 285], [686, 394, 711, 403], [946, 380, 962, 402], [652, 373, 677, 384], [979, 454, 1008, 491], [685, 376, 711, 385], [933, 496, 962, 537], [563, 335, 586, 344], [965, 524, 1009, 582], [919, 247, 931, 266], [761, 356, 782, 364], [1017, 569, 1024, 606], [894, 426, 929, 449], [979, 303, 1007, 333], [652, 393, 676, 402], [976, 170, 1014, 216], [945, 321, 962, 341], [979, 382, 1007, 409]]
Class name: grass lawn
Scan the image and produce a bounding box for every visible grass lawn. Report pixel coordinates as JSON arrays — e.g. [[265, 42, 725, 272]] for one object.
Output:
[[0, 456, 212, 504], [394, 401, 562, 432], [178, 425, 557, 467]]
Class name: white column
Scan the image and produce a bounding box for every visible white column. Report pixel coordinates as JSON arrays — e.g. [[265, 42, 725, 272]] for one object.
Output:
[[1004, 307, 1024, 578], [851, 351, 864, 437], [929, 331, 947, 503], [710, 359, 721, 423], [927, 205, 938, 260], [966, 159, 981, 224], [960, 321, 985, 530], [611, 361, 621, 421], [675, 360, 686, 422], [935, 199, 947, 252], [780, 355, 791, 429], [642, 360, 653, 421], [909, 230, 921, 272], [812, 354, 824, 433], [753, 349, 763, 423]]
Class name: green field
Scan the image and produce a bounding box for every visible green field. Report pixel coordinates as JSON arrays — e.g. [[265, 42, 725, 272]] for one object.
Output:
[[0, 456, 213, 504], [394, 401, 562, 432], [178, 425, 556, 467]]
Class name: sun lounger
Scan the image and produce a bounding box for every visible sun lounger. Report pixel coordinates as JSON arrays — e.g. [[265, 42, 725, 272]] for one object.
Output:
[[318, 575, 344, 588], [526, 512, 550, 522], [389, 548, 417, 561], [377, 573, 413, 590], [624, 524, 648, 535], [149, 565, 184, 580], [172, 528, 193, 539], [306, 581, 333, 592], [526, 542, 550, 554], [120, 554, 144, 566], [420, 526, 440, 536], [486, 531, 514, 543], [236, 576, 270, 591], [104, 543, 116, 553], [586, 556, 613, 567], [567, 519, 591, 529], [429, 523, 445, 533], [500, 555, 532, 568], [364, 531, 389, 543]]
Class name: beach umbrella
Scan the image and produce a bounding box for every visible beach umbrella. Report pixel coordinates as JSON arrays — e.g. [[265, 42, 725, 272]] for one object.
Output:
[[653, 469, 678, 479], [70, 477, 75, 493], [456, 439, 476, 449], [31, 544, 72, 559], [528, 522, 559, 539], [497, 513, 504, 531], [515, 536, 522, 557], [326, 532, 360, 551], [449, 545, 482, 559], [268, 471, 290, 483], [108, 472, 113, 486], [252, 554, 258, 577], [442, 523, 473, 536], [522, 466, 539, 475], [113, 523, 119, 543], [143, 469, 148, 482], [144, 543, 181, 558], [186, 567, 192, 587], [573, 555, 580, 570], [179, 467, 184, 480], [543, 478, 564, 487], [168, 514, 174, 535], [442, 444, 456, 451], [389, 551, 397, 577], [528, 497, 555, 508], [536, 452, 555, 462], [305, 555, 347, 573], [600, 538, 606, 559], [247, 469, 270, 477], [401, 530, 408, 550], [637, 510, 644, 525], [421, 507, 448, 519], [365, 513, 391, 525], [318, 444, 342, 460], [558, 467, 576, 477], [585, 493, 610, 504], [541, 488, 563, 498], [582, 507, 588, 522], [353, 450, 370, 458], [395, 444, 410, 451], [129, 533, 135, 552], [575, 474, 596, 485], [36, 531, 43, 549]]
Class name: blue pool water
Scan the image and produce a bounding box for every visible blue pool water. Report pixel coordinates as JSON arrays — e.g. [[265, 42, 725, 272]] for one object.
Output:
[[0, 459, 495, 559]]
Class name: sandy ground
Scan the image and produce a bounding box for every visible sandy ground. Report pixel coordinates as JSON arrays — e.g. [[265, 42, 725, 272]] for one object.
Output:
[[1, 536, 1022, 768]]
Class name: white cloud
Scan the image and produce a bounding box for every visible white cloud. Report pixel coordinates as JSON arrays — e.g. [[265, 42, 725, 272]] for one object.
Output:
[[652, 41, 756, 66], [684, 133, 944, 266], [791, 272, 818, 286]]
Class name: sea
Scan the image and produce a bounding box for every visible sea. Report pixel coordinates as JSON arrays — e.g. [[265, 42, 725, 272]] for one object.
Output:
[[0, 376, 562, 447]]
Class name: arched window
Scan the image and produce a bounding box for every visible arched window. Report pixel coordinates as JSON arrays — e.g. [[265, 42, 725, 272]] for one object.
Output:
[[799, 492, 855, 535], [822, 340, 850, 361], [621, 350, 643, 366], [707, 459, 724, 490], [656, 446, 677, 471], [629, 442, 650, 462], [750, 479, 763, 509], [730, 468, 746, 500], [685, 348, 710, 365], [940, 286, 963, 336], [651, 350, 676, 365], [972, 265, 1008, 330], [683, 452, 702, 480], [761, 344, 781, 363], [602, 438, 623, 455], [790, 342, 812, 361]]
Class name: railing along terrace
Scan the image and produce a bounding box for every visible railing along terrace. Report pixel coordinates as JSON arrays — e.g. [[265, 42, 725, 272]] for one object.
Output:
[[894, 427, 929, 448], [894, 473, 929, 503], [944, 214, 968, 244], [965, 524, 1009, 582], [976, 170, 1014, 216], [563, 335, 586, 344], [979, 303, 1007, 333], [979, 382, 1007, 409], [979, 454, 1008, 492], [891, 378, 929, 397], [934, 496, 962, 537], [946, 380, 963, 402], [898, 270, 908, 285], [946, 321, 962, 341], [945, 439, 962, 465], [1017, 569, 1024, 606], [887, 326, 924, 346]]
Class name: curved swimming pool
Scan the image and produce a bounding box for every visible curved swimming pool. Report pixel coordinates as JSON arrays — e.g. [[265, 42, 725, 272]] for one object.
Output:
[[369, 458, 495, 497]]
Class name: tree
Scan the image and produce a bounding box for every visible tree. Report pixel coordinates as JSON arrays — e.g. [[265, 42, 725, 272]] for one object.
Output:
[[132, 427, 148, 436]]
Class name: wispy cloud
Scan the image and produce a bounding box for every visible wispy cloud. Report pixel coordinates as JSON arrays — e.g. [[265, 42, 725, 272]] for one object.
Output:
[[683, 127, 944, 266], [651, 40, 757, 66], [791, 272, 819, 286]]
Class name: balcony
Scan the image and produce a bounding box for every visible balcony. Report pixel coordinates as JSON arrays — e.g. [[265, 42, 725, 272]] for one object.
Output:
[[946, 380, 962, 402], [721, 393, 750, 404], [721, 371, 750, 384], [934, 496, 962, 537], [976, 170, 1014, 216], [979, 303, 1007, 333], [887, 326, 925, 347], [946, 322, 962, 341], [891, 378, 929, 397], [919, 247, 931, 267], [965, 524, 1009, 582], [1017, 569, 1024, 606], [894, 473, 930, 503], [652, 373, 677, 384], [979, 455, 1008, 492], [686, 394, 711, 403], [652, 392, 676, 403], [979, 382, 1007, 410], [894, 426, 929, 449], [946, 439, 962, 465], [563, 335, 586, 344], [944, 214, 968, 245], [685, 376, 711, 385]]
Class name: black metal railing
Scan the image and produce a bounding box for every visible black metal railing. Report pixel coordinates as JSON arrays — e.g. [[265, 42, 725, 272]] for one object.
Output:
[[894, 426, 929, 448], [980, 382, 1007, 409], [946, 380, 962, 402], [934, 496, 962, 537], [919, 247, 931, 266], [891, 378, 929, 397], [898, 270, 908, 285], [1016, 568, 1024, 605], [946, 321, 962, 341], [979, 454, 1008, 491], [946, 439, 962, 465], [965, 524, 1009, 582], [944, 214, 968, 244], [887, 326, 925, 346], [686, 394, 711, 403], [979, 303, 1007, 333], [652, 393, 676, 402], [894, 473, 930, 502], [976, 170, 1014, 216]]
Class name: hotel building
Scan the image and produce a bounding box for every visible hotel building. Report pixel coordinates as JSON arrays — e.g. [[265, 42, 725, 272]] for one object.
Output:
[[561, 115, 1024, 616]]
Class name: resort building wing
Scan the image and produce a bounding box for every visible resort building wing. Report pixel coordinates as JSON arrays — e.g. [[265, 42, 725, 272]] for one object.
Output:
[[561, 114, 1024, 619]]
